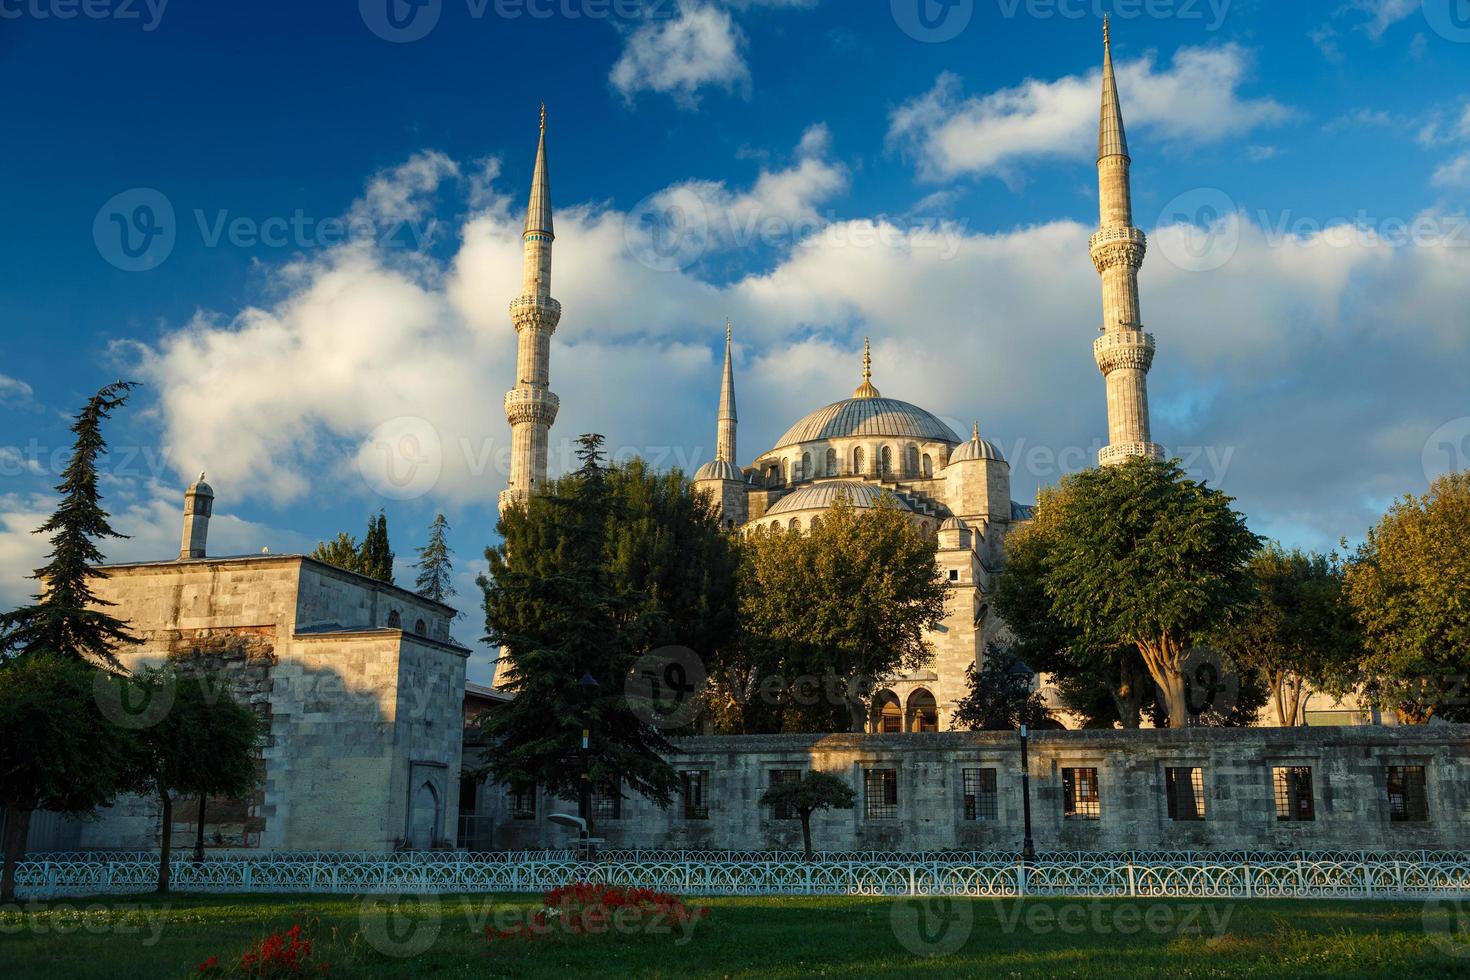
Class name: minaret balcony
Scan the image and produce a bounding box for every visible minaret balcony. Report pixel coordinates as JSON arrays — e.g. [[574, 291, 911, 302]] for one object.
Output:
[[1088, 226, 1146, 251], [509, 295, 562, 331], [1093, 330, 1156, 374], [1098, 442, 1165, 466], [504, 387, 560, 426]]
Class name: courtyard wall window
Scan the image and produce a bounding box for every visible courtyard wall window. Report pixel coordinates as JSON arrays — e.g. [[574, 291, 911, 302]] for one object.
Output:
[[593, 779, 622, 821], [1273, 766, 1315, 822], [682, 770, 711, 820], [510, 782, 536, 821], [768, 769, 802, 820], [1062, 767, 1100, 820], [865, 768, 898, 820], [1165, 767, 1206, 821], [962, 768, 997, 821], [1387, 765, 1429, 822]]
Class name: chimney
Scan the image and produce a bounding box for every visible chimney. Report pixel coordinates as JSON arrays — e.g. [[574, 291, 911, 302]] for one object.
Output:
[[181, 473, 214, 560]]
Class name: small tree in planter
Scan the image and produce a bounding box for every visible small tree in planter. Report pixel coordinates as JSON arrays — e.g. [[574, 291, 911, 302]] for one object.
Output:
[[759, 771, 855, 859]]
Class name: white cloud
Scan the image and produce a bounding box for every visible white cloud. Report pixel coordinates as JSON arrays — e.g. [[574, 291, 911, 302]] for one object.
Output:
[[0, 374, 34, 405], [1352, 0, 1421, 39], [1432, 153, 1470, 188], [888, 45, 1292, 182]]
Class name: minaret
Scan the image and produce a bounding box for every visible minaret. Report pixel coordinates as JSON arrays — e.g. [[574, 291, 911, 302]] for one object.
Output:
[[180, 473, 213, 560], [500, 105, 562, 516], [717, 319, 737, 465], [1091, 21, 1163, 466]]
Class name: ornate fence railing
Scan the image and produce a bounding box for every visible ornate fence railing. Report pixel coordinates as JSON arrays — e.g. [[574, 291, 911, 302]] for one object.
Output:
[[12, 853, 1470, 900]]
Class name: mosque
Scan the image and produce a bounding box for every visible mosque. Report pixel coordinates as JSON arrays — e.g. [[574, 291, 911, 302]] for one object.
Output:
[[496, 27, 1163, 730]]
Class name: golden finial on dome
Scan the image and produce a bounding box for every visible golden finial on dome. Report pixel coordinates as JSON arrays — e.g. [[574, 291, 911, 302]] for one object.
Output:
[[1103, 15, 1110, 47], [972, 421, 980, 442], [852, 336, 881, 399], [540, 103, 547, 131]]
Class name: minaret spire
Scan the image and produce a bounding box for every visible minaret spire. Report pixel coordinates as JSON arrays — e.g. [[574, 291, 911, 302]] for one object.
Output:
[[1090, 22, 1162, 466], [500, 107, 563, 516], [717, 319, 737, 464], [853, 336, 881, 399]]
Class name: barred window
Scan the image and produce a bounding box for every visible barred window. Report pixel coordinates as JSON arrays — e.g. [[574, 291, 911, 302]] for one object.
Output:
[[1165, 767, 1206, 821], [592, 779, 621, 822], [682, 770, 710, 820], [768, 769, 802, 821], [1273, 767, 1315, 822], [962, 768, 997, 821], [1387, 766, 1428, 822], [1062, 767, 1100, 820], [865, 768, 898, 820], [509, 782, 535, 821]]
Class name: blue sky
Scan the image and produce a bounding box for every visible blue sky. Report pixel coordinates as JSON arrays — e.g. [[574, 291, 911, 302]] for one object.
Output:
[[2, 1, 1469, 678]]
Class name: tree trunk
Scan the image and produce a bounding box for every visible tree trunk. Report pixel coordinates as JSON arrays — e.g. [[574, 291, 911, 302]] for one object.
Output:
[[194, 795, 207, 863], [1137, 638, 1189, 728], [1, 808, 33, 903], [1155, 671, 1190, 729], [157, 789, 173, 894], [799, 811, 813, 860], [1110, 659, 1146, 729]]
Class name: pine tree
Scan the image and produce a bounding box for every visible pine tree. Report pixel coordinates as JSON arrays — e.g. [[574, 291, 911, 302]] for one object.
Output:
[[414, 514, 455, 604], [0, 381, 141, 666], [359, 512, 395, 584]]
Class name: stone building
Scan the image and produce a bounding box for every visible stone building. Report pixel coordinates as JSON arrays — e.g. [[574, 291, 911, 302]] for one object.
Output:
[[67, 476, 470, 853]]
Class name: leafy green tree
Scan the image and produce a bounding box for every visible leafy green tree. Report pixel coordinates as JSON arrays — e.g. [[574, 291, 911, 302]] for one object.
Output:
[[414, 514, 456, 605], [1010, 458, 1259, 728], [478, 436, 736, 827], [0, 381, 140, 665], [0, 655, 136, 901], [758, 771, 855, 859], [1344, 471, 1470, 723], [116, 668, 262, 892], [1215, 545, 1362, 727], [311, 531, 363, 574], [953, 646, 1053, 731], [360, 512, 395, 584], [729, 495, 946, 733]]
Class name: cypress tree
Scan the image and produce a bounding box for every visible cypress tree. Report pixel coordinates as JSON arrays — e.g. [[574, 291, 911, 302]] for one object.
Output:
[[414, 513, 455, 604], [0, 381, 141, 665]]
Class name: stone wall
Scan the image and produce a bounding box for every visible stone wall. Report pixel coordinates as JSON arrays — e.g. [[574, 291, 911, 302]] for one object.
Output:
[[478, 727, 1470, 853]]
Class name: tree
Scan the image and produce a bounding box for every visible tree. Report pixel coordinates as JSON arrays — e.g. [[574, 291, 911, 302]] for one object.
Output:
[[478, 436, 737, 827], [953, 646, 1052, 731], [758, 771, 855, 859], [1344, 471, 1470, 724], [116, 668, 262, 892], [414, 514, 456, 605], [0, 381, 140, 666], [1215, 545, 1362, 727], [360, 512, 395, 584], [1014, 457, 1259, 728], [311, 531, 362, 573], [0, 655, 136, 901], [729, 495, 946, 732]]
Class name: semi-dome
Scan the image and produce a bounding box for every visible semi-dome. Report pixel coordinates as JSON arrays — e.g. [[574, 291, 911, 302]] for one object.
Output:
[[948, 423, 1006, 465], [765, 480, 911, 516], [939, 515, 969, 531], [693, 459, 744, 482], [774, 397, 962, 449]]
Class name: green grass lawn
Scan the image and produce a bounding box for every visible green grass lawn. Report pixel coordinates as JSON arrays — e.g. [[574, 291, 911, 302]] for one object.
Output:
[[2, 892, 1468, 978]]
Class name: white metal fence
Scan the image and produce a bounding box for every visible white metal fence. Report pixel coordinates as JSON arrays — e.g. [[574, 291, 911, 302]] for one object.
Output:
[[11, 852, 1470, 900]]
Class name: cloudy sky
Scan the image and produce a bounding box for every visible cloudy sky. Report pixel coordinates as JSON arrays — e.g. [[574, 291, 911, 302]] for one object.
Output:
[[2, 1, 1468, 680]]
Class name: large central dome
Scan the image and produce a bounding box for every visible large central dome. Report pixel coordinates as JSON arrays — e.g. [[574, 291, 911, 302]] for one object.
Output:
[[774, 396, 962, 449]]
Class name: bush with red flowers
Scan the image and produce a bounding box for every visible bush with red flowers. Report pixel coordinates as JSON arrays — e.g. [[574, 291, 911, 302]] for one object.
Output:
[[195, 923, 331, 978], [485, 883, 711, 948]]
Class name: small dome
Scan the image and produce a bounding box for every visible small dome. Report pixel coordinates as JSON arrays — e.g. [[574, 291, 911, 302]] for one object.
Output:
[[948, 423, 1006, 465], [693, 459, 744, 482], [187, 472, 214, 497], [939, 516, 969, 531], [766, 480, 912, 516]]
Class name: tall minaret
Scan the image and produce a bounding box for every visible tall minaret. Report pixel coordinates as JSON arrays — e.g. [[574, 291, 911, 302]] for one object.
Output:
[[717, 319, 737, 465], [1091, 21, 1163, 466], [500, 105, 562, 516]]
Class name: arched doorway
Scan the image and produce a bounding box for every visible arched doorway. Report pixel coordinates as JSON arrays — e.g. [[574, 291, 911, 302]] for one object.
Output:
[[906, 689, 939, 732], [872, 690, 903, 733], [409, 781, 441, 850]]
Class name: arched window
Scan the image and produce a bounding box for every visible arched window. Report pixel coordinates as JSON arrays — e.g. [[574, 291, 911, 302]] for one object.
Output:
[[879, 446, 892, 476], [874, 691, 902, 733], [825, 448, 837, 476], [906, 445, 920, 476], [414, 618, 427, 635], [789, 518, 801, 531], [387, 610, 402, 629], [907, 689, 939, 732], [800, 453, 811, 481], [853, 447, 865, 474], [809, 516, 822, 532], [922, 453, 933, 478]]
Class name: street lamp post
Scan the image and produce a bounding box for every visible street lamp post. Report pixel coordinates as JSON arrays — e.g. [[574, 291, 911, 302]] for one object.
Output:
[[1007, 657, 1038, 862], [576, 672, 598, 862]]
